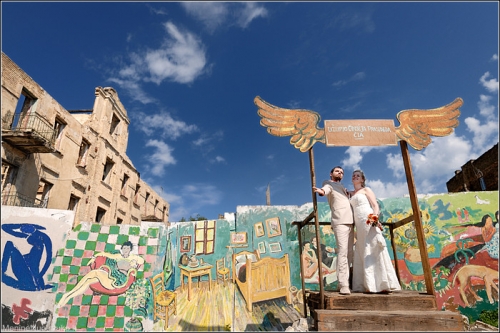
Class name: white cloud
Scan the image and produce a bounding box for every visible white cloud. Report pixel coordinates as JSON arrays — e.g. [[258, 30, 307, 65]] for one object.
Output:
[[341, 146, 380, 169], [192, 130, 224, 154], [212, 156, 226, 163], [145, 22, 207, 85], [366, 179, 408, 200], [107, 77, 156, 104], [132, 110, 198, 140], [164, 183, 223, 221], [144, 140, 176, 176], [333, 71, 366, 87], [479, 72, 499, 93], [334, 10, 375, 33], [477, 94, 497, 120], [409, 134, 472, 193], [385, 152, 405, 179], [464, 116, 498, 152], [183, 183, 222, 206], [108, 21, 208, 103], [491, 54, 498, 61], [181, 2, 267, 32], [181, 2, 228, 33], [236, 2, 268, 28]]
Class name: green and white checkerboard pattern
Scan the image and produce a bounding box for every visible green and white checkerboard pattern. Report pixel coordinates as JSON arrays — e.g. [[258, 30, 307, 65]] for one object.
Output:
[[49, 223, 165, 331]]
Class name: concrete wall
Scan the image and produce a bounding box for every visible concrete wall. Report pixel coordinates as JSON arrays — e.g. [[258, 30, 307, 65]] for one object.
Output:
[[1, 190, 498, 331]]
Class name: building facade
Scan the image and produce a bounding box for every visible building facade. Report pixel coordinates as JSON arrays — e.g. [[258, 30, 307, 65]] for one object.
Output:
[[1, 52, 169, 227], [446, 142, 499, 193]]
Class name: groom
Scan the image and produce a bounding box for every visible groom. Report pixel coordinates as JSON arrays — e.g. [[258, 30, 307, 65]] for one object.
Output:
[[313, 166, 355, 295]]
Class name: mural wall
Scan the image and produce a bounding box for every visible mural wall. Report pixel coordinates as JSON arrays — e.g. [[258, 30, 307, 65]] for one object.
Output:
[[1, 191, 498, 331]]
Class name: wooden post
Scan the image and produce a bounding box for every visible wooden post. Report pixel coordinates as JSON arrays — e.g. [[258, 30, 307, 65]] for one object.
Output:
[[309, 147, 324, 309], [297, 224, 308, 317], [400, 140, 435, 295]]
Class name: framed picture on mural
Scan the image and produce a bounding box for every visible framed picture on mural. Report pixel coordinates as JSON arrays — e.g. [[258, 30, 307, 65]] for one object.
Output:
[[254, 222, 265, 237], [230, 231, 248, 244], [269, 242, 282, 253], [180, 236, 191, 252], [266, 217, 282, 238], [258, 241, 266, 254]]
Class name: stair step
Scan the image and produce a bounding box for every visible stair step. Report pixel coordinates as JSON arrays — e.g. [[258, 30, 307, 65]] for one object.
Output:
[[308, 290, 438, 311], [313, 309, 464, 331]]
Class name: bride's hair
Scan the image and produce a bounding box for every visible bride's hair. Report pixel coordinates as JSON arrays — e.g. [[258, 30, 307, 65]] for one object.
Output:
[[353, 169, 366, 187]]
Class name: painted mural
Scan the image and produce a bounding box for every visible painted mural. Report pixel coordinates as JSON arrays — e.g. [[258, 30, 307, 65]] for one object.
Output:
[[1, 207, 74, 331], [1, 190, 498, 331]]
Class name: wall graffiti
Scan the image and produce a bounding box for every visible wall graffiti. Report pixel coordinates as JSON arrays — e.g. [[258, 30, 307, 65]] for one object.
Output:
[[57, 241, 145, 307], [0, 191, 498, 331], [2, 223, 53, 291]]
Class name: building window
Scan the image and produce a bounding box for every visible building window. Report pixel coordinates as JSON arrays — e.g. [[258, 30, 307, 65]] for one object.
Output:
[[12, 89, 38, 129], [36, 179, 52, 208], [68, 195, 80, 211], [154, 199, 159, 218], [53, 118, 66, 150], [102, 159, 114, 183], [144, 192, 150, 215], [194, 220, 215, 255], [121, 174, 129, 196], [110, 113, 120, 136], [77, 139, 90, 166], [117, 218, 123, 225], [1, 161, 18, 204], [162, 205, 167, 222], [96, 207, 106, 223], [134, 184, 141, 204]]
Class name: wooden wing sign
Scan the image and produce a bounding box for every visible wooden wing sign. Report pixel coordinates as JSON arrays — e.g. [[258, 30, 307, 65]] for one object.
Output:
[[255, 96, 462, 151]]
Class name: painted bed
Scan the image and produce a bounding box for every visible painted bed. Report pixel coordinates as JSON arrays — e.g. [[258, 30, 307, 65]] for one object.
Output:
[[232, 250, 292, 311]]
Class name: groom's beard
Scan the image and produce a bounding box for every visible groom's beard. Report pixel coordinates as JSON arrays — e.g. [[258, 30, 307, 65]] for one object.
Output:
[[331, 176, 342, 182]]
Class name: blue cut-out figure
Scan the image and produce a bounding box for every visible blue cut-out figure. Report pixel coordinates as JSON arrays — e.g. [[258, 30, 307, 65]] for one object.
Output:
[[2, 223, 53, 291]]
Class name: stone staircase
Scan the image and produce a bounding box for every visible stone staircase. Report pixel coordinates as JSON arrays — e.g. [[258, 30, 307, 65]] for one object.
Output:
[[307, 290, 465, 331]]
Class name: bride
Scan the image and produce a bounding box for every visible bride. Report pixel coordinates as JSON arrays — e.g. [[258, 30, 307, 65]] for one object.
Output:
[[349, 169, 401, 293]]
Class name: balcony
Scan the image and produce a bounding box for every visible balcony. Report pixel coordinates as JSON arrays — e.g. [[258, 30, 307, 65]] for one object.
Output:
[[1, 191, 47, 208], [1, 111, 56, 153]]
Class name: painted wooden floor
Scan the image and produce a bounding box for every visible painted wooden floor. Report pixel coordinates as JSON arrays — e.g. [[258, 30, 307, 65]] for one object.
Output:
[[155, 280, 305, 331]]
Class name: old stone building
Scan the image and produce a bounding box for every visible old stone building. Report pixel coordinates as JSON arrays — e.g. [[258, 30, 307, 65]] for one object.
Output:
[[446, 142, 498, 193], [1, 52, 169, 227]]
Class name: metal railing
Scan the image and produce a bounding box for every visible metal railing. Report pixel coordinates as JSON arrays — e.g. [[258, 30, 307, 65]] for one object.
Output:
[[2, 111, 57, 145], [1, 191, 47, 208]]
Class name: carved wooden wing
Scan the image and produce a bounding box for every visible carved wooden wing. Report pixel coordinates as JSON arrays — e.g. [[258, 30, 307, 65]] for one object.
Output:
[[255, 96, 325, 153], [395, 98, 463, 150]]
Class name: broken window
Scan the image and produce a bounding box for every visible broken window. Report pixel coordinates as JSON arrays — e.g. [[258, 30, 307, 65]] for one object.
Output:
[[1, 161, 18, 204], [68, 194, 79, 211], [77, 139, 90, 166], [96, 207, 106, 223], [53, 118, 66, 150], [36, 179, 53, 208], [110, 113, 120, 137], [121, 174, 129, 196], [102, 159, 114, 184]]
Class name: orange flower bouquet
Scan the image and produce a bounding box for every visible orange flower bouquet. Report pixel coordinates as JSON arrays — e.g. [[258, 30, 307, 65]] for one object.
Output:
[[366, 213, 383, 231]]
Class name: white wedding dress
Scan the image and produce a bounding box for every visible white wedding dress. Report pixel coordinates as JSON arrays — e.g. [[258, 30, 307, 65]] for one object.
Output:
[[350, 192, 401, 293]]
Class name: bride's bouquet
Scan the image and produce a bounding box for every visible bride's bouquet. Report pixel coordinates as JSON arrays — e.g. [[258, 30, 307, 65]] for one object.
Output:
[[366, 213, 383, 231]]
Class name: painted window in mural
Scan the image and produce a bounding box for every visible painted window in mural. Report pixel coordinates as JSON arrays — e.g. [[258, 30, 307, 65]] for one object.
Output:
[[195, 220, 215, 254]]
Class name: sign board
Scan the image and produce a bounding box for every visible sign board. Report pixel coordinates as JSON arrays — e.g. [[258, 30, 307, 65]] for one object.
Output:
[[324, 119, 397, 146]]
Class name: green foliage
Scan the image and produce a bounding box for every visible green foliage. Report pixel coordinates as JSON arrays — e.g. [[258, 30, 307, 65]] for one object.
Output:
[[179, 214, 208, 221], [479, 309, 498, 328]]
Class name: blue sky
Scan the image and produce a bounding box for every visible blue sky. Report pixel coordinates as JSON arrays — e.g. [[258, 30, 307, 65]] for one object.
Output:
[[2, 2, 498, 222]]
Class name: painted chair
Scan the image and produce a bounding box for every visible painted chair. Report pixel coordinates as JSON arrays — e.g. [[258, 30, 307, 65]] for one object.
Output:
[[216, 258, 230, 286], [149, 272, 176, 330]]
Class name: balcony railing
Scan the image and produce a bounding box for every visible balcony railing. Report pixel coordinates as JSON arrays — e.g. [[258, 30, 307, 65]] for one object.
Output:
[[1, 191, 47, 208], [1, 111, 57, 153]]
